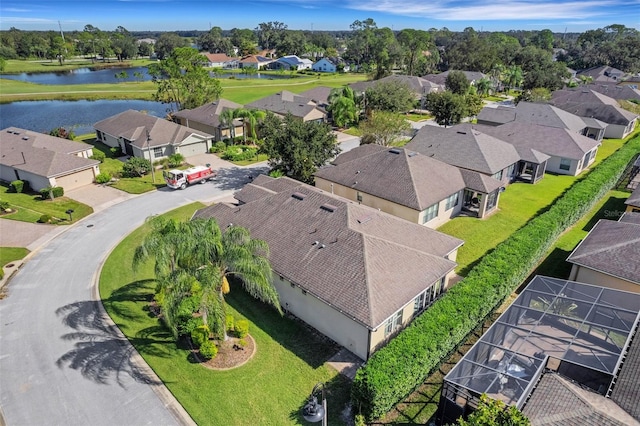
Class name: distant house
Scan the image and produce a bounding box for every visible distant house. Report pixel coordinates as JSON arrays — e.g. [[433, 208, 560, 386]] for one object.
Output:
[[422, 70, 486, 86], [440, 274, 640, 425], [94, 110, 214, 161], [173, 99, 244, 142], [586, 82, 640, 101], [577, 65, 627, 83], [567, 212, 640, 293], [194, 176, 464, 360], [0, 127, 100, 191], [273, 55, 313, 71], [349, 74, 442, 103], [245, 90, 326, 122], [201, 52, 239, 69], [406, 123, 548, 186], [480, 121, 599, 176], [550, 89, 638, 139], [312, 57, 348, 73], [239, 55, 274, 69], [298, 86, 333, 110]]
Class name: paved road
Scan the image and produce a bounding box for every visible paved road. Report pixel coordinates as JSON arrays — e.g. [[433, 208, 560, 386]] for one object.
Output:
[[0, 165, 266, 426]]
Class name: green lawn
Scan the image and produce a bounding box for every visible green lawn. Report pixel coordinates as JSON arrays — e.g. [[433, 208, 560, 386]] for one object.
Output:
[[0, 247, 29, 267], [100, 203, 351, 426], [437, 138, 623, 275], [0, 184, 93, 224]]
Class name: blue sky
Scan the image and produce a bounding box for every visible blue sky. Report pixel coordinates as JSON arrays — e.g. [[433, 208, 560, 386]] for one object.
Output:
[[0, 0, 637, 33]]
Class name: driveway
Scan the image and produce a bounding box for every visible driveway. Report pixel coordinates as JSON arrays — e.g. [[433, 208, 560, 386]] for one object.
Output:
[[0, 162, 267, 425]]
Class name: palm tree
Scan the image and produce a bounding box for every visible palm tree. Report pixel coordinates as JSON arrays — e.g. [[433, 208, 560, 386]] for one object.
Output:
[[234, 108, 265, 143], [219, 108, 236, 142], [475, 77, 492, 98], [328, 86, 358, 128], [503, 65, 524, 92]]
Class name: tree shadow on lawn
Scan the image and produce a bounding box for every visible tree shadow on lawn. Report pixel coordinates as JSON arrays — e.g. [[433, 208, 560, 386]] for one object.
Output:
[[225, 286, 342, 369], [55, 300, 172, 387], [102, 279, 158, 322]]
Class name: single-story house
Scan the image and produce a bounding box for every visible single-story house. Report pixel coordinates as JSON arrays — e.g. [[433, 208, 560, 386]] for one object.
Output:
[[576, 65, 627, 83], [626, 185, 640, 213], [477, 101, 607, 142], [440, 274, 640, 425], [422, 70, 486, 86], [311, 57, 349, 73], [201, 52, 239, 69], [550, 89, 639, 139], [94, 110, 214, 161], [480, 121, 600, 176], [585, 82, 640, 102], [567, 212, 640, 293], [0, 127, 100, 191], [349, 74, 443, 102], [298, 86, 333, 110], [239, 55, 274, 69], [314, 144, 504, 225], [406, 123, 548, 186], [272, 55, 313, 71], [172, 99, 244, 142], [245, 91, 326, 123], [193, 176, 464, 360]]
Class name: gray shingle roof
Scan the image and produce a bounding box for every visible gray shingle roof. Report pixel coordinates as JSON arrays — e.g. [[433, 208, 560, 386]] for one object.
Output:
[[480, 121, 600, 160], [586, 83, 640, 101], [522, 374, 631, 426], [298, 86, 333, 107], [172, 98, 243, 128], [193, 180, 462, 329], [245, 91, 326, 120], [0, 127, 99, 178], [314, 145, 466, 210], [566, 219, 640, 285], [349, 74, 442, 98], [94, 110, 213, 149], [513, 102, 589, 133], [458, 168, 503, 194], [550, 90, 638, 126], [405, 123, 521, 175], [577, 65, 626, 83], [477, 105, 517, 125], [610, 316, 640, 422], [625, 186, 640, 209], [422, 70, 485, 86]]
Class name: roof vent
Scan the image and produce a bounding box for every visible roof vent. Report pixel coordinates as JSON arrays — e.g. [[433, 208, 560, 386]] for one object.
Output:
[[456, 131, 466, 134], [320, 203, 337, 212], [22, 136, 29, 140], [292, 192, 306, 200], [408, 151, 417, 157], [312, 241, 319, 245], [319, 244, 326, 249], [389, 148, 401, 154], [357, 215, 372, 224]]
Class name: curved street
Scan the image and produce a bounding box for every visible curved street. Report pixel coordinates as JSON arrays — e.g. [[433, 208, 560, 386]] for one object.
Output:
[[0, 164, 265, 426]]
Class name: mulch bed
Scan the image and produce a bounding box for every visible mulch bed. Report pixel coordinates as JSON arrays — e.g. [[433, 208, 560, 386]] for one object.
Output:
[[201, 335, 256, 370]]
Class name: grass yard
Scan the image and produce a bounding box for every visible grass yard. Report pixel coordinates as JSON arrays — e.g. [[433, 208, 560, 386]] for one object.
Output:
[[100, 203, 351, 426], [437, 138, 625, 275], [0, 184, 93, 224], [0, 247, 30, 267]]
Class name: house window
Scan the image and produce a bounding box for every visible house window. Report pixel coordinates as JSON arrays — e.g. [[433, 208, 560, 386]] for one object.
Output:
[[492, 169, 504, 181], [445, 192, 459, 210], [384, 310, 403, 337], [422, 203, 439, 224], [487, 190, 498, 210], [583, 150, 593, 166], [507, 163, 516, 179], [153, 147, 163, 157], [559, 158, 571, 171], [357, 192, 363, 202], [414, 292, 426, 314]]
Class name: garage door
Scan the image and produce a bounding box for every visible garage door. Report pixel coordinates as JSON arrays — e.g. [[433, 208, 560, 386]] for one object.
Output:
[[55, 168, 96, 191], [179, 141, 208, 157]]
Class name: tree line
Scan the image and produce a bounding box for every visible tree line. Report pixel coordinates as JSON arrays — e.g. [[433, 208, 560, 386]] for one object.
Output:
[[1, 22, 638, 75]]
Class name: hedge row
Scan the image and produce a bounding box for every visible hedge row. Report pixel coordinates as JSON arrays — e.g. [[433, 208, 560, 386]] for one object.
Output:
[[351, 135, 640, 421]]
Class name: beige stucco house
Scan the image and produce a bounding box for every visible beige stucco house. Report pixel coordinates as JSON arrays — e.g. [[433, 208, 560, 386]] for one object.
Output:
[[193, 176, 464, 360], [567, 212, 640, 293], [172, 99, 244, 142], [245, 91, 326, 123], [94, 110, 214, 161], [314, 145, 504, 227], [0, 127, 100, 191]]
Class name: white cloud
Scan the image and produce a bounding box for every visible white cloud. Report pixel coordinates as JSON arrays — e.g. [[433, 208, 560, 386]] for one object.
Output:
[[0, 16, 56, 23], [1, 8, 31, 12], [344, 0, 620, 21]]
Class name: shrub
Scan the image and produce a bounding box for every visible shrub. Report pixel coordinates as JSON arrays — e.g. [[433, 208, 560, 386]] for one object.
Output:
[[190, 325, 210, 348], [351, 134, 640, 421], [10, 180, 24, 193], [210, 141, 227, 153], [110, 147, 123, 157], [40, 186, 64, 200], [38, 214, 52, 223], [221, 145, 257, 162], [90, 150, 106, 162], [168, 153, 184, 168], [269, 169, 284, 178], [226, 314, 235, 332], [122, 157, 151, 177], [95, 173, 112, 184], [199, 340, 218, 360], [235, 319, 249, 338], [0, 200, 11, 212]]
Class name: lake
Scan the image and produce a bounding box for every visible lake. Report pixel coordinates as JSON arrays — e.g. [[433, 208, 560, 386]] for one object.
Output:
[[1, 67, 294, 85], [0, 100, 170, 135]]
